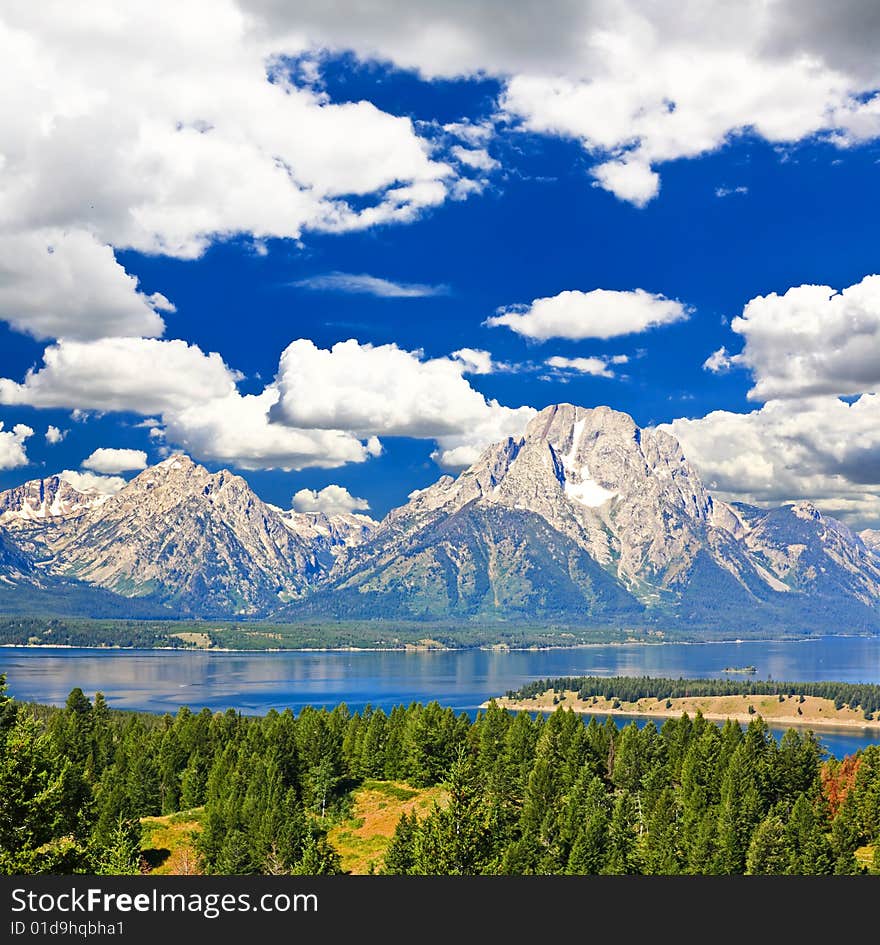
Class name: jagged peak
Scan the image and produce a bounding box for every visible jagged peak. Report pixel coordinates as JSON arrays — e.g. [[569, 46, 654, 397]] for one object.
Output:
[[154, 453, 199, 471], [788, 500, 822, 521]]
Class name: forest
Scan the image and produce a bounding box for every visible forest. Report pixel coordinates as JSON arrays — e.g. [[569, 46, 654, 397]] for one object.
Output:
[[508, 676, 880, 718], [1, 673, 879, 875], [0, 616, 644, 650]]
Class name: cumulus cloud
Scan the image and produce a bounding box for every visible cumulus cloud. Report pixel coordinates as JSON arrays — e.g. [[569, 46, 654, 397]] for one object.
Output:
[[451, 348, 495, 374], [487, 288, 689, 340], [591, 158, 661, 206], [664, 394, 880, 524], [271, 338, 536, 467], [0, 337, 381, 471], [0, 338, 241, 415], [291, 272, 448, 297], [0, 231, 171, 341], [451, 145, 498, 171], [82, 448, 148, 474], [726, 275, 880, 400], [165, 387, 381, 471], [0, 421, 33, 470], [58, 469, 127, 496], [0, 2, 463, 341], [247, 1, 880, 205], [545, 355, 618, 378], [45, 425, 66, 445], [499, 25, 880, 204], [291, 484, 370, 515], [703, 347, 735, 374]]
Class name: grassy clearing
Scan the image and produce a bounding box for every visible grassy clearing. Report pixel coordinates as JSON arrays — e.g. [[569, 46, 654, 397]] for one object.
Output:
[[169, 632, 213, 648], [140, 808, 204, 874], [855, 845, 876, 871], [328, 780, 448, 875]]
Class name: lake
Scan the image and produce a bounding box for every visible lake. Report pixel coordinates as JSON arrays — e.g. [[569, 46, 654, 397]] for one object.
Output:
[[3, 635, 880, 757]]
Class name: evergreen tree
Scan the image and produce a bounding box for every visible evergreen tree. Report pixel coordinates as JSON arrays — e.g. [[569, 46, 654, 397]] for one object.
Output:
[[382, 811, 418, 875], [745, 815, 789, 875], [410, 750, 494, 875], [602, 794, 639, 875], [565, 776, 609, 874], [95, 815, 143, 875]]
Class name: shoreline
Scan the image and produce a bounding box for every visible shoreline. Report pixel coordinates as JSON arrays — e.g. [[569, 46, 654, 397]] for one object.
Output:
[[486, 697, 880, 735], [1, 632, 872, 655]]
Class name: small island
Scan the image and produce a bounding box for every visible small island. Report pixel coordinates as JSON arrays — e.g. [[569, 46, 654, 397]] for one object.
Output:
[[487, 675, 880, 733]]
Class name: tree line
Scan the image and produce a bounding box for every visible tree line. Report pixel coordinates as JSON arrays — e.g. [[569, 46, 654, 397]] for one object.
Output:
[[507, 675, 880, 718], [1, 674, 878, 875]]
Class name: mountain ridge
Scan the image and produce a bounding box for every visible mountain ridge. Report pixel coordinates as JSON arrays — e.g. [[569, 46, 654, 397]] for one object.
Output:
[[2, 404, 879, 631]]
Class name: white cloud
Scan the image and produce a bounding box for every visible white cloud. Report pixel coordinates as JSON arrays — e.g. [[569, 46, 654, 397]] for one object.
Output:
[[0, 2, 463, 341], [0, 421, 32, 470], [443, 120, 494, 145], [591, 157, 660, 206], [244, 2, 880, 206], [703, 346, 735, 374], [0, 338, 241, 415], [727, 275, 880, 400], [58, 469, 127, 496], [499, 29, 880, 204], [0, 231, 171, 341], [45, 425, 66, 445], [487, 288, 689, 340], [291, 484, 370, 515], [664, 394, 880, 525], [451, 145, 498, 171], [165, 387, 381, 471], [451, 348, 495, 374], [291, 272, 448, 297], [82, 448, 148, 474], [715, 185, 749, 198], [271, 338, 535, 467], [545, 355, 616, 378], [0, 336, 380, 471]]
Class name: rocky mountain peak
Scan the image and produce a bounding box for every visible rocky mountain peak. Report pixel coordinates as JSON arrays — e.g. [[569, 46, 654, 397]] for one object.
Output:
[[0, 473, 109, 526]]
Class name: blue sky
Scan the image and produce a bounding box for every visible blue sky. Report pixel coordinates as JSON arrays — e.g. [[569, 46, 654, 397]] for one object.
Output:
[[2, 3, 880, 524]]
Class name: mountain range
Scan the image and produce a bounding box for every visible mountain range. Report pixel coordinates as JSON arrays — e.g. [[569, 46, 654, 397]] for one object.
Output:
[[2, 403, 879, 633]]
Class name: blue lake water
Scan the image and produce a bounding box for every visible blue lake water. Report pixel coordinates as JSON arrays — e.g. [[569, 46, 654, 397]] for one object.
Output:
[[3, 636, 880, 758]]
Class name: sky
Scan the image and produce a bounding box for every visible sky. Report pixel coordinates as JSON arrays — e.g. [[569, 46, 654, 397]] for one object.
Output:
[[1, 1, 880, 525]]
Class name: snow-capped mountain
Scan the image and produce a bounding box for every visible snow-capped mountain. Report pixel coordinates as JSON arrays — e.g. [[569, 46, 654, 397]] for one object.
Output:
[[860, 529, 880, 554], [5, 456, 331, 615], [300, 404, 880, 627], [276, 507, 376, 562], [0, 474, 109, 527], [2, 405, 879, 630]]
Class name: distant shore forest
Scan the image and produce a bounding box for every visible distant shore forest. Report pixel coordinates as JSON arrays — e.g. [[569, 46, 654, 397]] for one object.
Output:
[[1, 673, 879, 875], [0, 615, 855, 651]]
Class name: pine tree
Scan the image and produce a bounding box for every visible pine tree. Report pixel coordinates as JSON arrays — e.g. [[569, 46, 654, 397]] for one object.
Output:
[[410, 750, 494, 875], [290, 830, 342, 875], [745, 815, 789, 875], [95, 815, 143, 875], [383, 810, 418, 875], [602, 794, 639, 875], [565, 776, 609, 874]]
